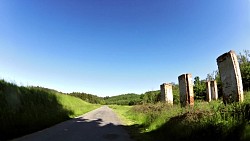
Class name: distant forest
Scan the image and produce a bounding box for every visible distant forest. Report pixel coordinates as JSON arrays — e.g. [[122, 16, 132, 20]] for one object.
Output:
[[69, 84, 179, 105]]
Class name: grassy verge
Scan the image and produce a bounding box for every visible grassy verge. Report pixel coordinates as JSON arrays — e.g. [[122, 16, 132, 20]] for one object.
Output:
[[109, 105, 134, 125], [111, 92, 250, 141], [56, 93, 100, 118], [0, 79, 100, 140]]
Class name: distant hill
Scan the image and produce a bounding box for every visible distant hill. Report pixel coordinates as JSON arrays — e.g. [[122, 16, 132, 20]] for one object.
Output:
[[104, 93, 142, 105]]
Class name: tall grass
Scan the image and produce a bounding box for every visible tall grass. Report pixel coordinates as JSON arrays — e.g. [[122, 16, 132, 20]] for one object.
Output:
[[109, 105, 134, 125], [0, 79, 100, 140], [111, 92, 250, 141]]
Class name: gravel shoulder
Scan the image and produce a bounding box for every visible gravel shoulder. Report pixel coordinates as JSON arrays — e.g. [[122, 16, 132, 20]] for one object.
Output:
[[12, 106, 133, 141]]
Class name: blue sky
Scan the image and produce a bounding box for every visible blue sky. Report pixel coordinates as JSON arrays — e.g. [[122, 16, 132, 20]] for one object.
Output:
[[0, 0, 249, 96]]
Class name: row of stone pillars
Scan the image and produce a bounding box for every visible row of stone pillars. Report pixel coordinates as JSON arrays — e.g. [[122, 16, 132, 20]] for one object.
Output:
[[160, 50, 244, 106]]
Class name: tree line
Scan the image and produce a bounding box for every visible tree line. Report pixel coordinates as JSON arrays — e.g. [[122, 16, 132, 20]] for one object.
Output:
[[69, 85, 180, 105]]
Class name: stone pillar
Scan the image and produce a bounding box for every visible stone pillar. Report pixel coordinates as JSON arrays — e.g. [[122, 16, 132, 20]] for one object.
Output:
[[178, 74, 194, 107], [206, 80, 218, 102], [211, 81, 218, 100], [206, 81, 211, 102], [160, 83, 173, 105], [217, 50, 244, 103]]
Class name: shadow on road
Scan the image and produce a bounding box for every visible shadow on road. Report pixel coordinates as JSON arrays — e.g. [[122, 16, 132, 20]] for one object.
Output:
[[10, 116, 133, 141]]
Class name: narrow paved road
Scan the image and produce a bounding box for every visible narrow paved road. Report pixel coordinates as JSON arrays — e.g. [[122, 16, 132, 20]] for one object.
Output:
[[12, 106, 133, 141]]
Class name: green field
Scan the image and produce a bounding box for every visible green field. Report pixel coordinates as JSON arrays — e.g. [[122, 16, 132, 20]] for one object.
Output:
[[0, 79, 100, 140], [110, 91, 250, 141]]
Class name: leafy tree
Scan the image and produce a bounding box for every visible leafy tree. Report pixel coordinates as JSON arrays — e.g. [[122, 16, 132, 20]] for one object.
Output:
[[238, 50, 250, 91], [193, 76, 206, 100], [142, 90, 160, 104], [172, 84, 180, 104], [214, 70, 223, 98], [206, 74, 214, 81]]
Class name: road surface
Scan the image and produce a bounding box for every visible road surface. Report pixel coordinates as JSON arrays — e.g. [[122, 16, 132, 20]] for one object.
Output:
[[12, 106, 133, 141]]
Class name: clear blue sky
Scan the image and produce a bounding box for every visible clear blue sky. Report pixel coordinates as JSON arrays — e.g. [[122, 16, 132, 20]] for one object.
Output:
[[0, 0, 249, 96]]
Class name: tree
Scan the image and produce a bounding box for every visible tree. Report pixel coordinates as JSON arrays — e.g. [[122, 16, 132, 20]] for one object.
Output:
[[213, 70, 223, 98], [172, 84, 180, 104], [142, 90, 160, 104], [206, 74, 214, 81], [238, 50, 250, 91], [193, 76, 206, 100], [206, 70, 217, 81]]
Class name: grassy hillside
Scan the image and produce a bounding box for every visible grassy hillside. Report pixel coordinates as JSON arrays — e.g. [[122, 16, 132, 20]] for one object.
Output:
[[111, 91, 250, 141], [0, 79, 100, 140], [105, 93, 142, 105]]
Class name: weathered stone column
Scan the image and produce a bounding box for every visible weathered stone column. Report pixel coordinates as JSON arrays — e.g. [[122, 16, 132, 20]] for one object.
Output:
[[211, 81, 218, 100], [217, 50, 244, 103], [178, 74, 194, 107], [206, 80, 218, 102], [206, 81, 211, 102], [160, 83, 173, 105]]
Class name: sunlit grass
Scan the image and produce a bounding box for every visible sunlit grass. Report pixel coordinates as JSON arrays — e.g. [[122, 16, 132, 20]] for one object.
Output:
[[0, 79, 100, 140], [109, 105, 134, 125], [111, 92, 250, 141], [56, 93, 100, 118]]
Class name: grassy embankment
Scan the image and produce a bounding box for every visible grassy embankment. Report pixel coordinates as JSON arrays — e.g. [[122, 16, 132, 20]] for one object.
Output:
[[0, 79, 100, 140], [111, 91, 250, 141]]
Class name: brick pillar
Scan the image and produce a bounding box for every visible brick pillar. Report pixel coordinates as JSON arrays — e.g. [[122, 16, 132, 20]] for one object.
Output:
[[160, 83, 173, 105], [217, 50, 244, 103], [178, 74, 194, 107]]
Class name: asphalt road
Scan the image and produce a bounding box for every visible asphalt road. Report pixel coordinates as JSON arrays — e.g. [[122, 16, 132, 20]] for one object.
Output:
[[12, 106, 133, 141]]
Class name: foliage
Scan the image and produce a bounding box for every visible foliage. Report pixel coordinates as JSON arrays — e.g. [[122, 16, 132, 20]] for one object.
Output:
[[172, 84, 180, 104], [104, 93, 142, 105], [69, 92, 105, 104], [214, 70, 223, 98], [141, 90, 160, 104], [104, 90, 163, 105], [238, 50, 250, 91], [193, 76, 206, 100], [0, 79, 100, 140], [104, 86, 180, 106]]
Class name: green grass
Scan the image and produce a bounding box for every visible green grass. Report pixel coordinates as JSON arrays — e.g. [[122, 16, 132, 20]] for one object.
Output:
[[109, 105, 134, 125], [110, 92, 250, 141], [56, 93, 100, 118], [0, 79, 100, 140]]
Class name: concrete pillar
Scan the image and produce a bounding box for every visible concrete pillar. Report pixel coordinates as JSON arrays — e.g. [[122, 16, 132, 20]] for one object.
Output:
[[160, 83, 173, 105], [206, 80, 218, 102], [178, 74, 194, 107], [211, 81, 218, 100], [206, 81, 211, 102], [217, 50, 244, 103]]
